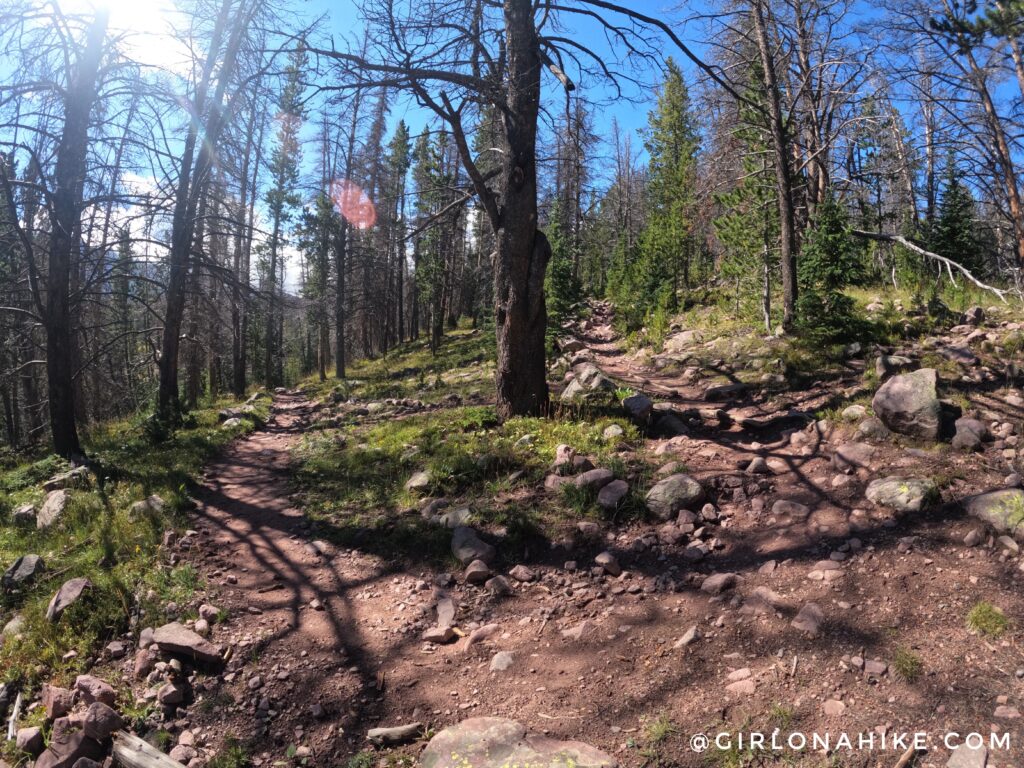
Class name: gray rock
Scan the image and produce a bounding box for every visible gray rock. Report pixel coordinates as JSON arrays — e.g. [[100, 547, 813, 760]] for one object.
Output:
[[43, 467, 89, 492], [37, 490, 69, 529], [597, 479, 629, 510], [436, 596, 457, 628], [673, 625, 701, 648], [367, 723, 422, 746], [841, 404, 867, 422], [152, 622, 223, 665], [946, 744, 987, 768], [865, 476, 936, 513], [602, 424, 625, 441], [439, 506, 472, 528], [33, 727, 104, 768], [595, 551, 621, 576], [645, 474, 705, 520], [42, 684, 74, 719], [871, 368, 941, 440], [2, 613, 25, 637], [2, 554, 44, 590], [464, 559, 492, 585], [791, 603, 824, 636], [965, 489, 1024, 540], [405, 470, 431, 492], [11, 503, 35, 525], [74, 675, 115, 706], [771, 499, 810, 519], [421, 718, 616, 768], [700, 572, 738, 595], [561, 620, 597, 642], [704, 382, 748, 402], [157, 682, 185, 705], [622, 394, 653, 426], [46, 577, 92, 622], [875, 354, 915, 381], [857, 417, 891, 440], [485, 576, 512, 596], [508, 565, 536, 582], [17, 726, 44, 756], [832, 442, 875, 473], [489, 651, 515, 672], [82, 702, 124, 741], [574, 468, 614, 491], [422, 626, 457, 644], [451, 526, 496, 565], [952, 418, 990, 452]]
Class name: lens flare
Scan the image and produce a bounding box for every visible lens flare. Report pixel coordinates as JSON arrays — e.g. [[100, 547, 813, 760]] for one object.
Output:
[[330, 179, 377, 229]]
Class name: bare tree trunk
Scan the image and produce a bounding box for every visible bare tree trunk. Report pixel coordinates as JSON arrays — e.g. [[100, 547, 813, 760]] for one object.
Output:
[[46, 9, 108, 457], [158, 0, 250, 421], [752, 0, 797, 330], [491, 0, 550, 416]]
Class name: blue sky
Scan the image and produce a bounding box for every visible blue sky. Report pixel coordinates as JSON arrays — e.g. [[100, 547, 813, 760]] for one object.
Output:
[[299, 0, 683, 174]]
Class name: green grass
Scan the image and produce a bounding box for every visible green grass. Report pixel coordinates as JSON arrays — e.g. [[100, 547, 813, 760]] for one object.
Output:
[[292, 325, 652, 563], [643, 713, 680, 745], [891, 646, 923, 682], [0, 395, 269, 688], [967, 601, 1010, 638], [207, 735, 251, 768]]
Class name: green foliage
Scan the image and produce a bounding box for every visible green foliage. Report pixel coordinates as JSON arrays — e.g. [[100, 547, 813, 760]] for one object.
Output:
[[545, 199, 584, 352], [796, 193, 865, 342], [891, 646, 923, 682], [927, 157, 989, 277], [0, 396, 264, 685], [207, 736, 251, 768], [607, 59, 699, 342], [967, 601, 1010, 638], [714, 74, 779, 332]]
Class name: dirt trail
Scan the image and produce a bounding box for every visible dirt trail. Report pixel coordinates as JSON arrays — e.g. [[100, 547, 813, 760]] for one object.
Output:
[[166, 323, 1024, 768]]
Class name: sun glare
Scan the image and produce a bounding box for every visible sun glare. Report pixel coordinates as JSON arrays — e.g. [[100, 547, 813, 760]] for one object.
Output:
[[65, 0, 182, 69]]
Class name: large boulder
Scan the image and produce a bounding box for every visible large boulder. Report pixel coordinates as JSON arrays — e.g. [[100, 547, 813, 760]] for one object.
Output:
[[871, 368, 941, 440], [865, 476, 936, 513], [421, 717, 616, 768], [645, 474, 704, 520], [965, 489, 1024, 541]]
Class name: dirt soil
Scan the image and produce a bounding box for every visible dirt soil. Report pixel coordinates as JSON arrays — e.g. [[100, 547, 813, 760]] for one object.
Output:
[[129, 312, 1024, 768]]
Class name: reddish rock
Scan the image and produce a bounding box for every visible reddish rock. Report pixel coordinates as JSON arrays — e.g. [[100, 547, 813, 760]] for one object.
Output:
[[83, 702, 124, 741], [74, 675, 115, 707], [152, 622, 222, 665], [42, 684, 74, 720]]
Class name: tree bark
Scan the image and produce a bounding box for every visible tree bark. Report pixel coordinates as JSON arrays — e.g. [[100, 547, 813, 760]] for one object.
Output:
[[491, 0, 550, 417], [46, 9, 108, 458], [751, 0, 797, 330]]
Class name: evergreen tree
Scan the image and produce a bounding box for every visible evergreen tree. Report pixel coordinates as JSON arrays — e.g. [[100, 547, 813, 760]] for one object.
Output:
[[796, 193, 864, 341], [608, 59, 698, 340], [929, 158, 986, 276]]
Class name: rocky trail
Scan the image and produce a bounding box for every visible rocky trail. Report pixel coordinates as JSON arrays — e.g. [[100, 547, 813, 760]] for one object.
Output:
[[17, 305, 1024, 768]]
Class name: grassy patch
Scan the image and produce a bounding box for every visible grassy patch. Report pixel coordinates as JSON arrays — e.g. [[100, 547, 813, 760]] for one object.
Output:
[[293, 330, 652, 563], [967, 601, 1010, 638], [0, 395, 268, 687], [891, 646, 923, 682], [207, 735, 251, 768]]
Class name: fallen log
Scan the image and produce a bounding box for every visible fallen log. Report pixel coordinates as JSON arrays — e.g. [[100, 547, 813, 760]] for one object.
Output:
[[112, 731, 187, 768]]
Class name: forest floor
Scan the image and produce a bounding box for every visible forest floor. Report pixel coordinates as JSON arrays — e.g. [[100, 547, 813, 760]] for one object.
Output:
[[8, 298, 1024, 768]]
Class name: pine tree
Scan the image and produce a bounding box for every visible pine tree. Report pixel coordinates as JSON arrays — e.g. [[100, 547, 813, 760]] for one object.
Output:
[[608, 59, 698, 340], [929, 158, 986, 276], [263, 46, 306, 387], [796, 193, 864, 341]]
